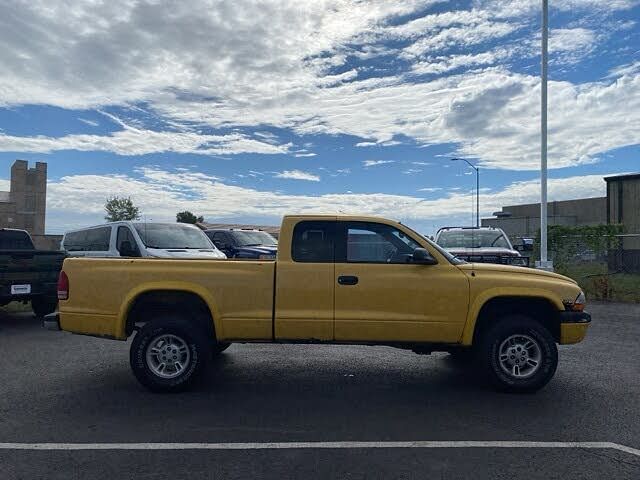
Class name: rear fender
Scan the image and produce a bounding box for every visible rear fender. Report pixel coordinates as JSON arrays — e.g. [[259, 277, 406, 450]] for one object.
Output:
[[117, 281, 221, 340]]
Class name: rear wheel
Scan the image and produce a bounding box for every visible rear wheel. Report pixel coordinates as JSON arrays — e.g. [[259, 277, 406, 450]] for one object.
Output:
[[31, 297, 58, 318], [130, 316, 211, 393], [478, 315, 558, 393]]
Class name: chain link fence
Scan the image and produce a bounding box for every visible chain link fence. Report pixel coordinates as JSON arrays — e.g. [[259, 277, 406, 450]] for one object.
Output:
[[531, 233, 640, 302]]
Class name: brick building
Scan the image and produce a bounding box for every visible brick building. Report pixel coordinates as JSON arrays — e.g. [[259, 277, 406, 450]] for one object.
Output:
[[0, 160, 47, 235]]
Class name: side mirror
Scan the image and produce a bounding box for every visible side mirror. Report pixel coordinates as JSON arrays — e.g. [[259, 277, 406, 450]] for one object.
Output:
[[412, 248, 437, 265], [118, 240, 138, 257]]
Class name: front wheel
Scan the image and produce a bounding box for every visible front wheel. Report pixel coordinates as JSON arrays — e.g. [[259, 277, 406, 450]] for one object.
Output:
[[479, 315, 558, 393], [130, 317, 211, 393]]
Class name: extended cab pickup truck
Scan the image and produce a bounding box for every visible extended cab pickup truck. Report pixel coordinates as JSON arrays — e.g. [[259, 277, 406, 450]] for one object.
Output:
[[0, 228, 65, 317], [51, 215, 591, 393]]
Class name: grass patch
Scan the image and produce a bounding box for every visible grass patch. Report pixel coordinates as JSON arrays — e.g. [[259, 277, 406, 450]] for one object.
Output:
[[0, 301, 34, 313], [559, 263, 640, 303]]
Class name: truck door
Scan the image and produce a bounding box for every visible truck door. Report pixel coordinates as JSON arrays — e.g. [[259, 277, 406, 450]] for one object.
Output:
[[333, 221, 469, 343], [274, 220, 336, 341]]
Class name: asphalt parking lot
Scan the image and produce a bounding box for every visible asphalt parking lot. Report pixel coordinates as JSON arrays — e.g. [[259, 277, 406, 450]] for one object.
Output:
[[1, 302, 639, 479]]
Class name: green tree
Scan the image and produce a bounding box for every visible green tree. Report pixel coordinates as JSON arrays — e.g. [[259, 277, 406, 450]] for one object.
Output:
[[104, 196, 141, 222], [176, 211, 204, 224]]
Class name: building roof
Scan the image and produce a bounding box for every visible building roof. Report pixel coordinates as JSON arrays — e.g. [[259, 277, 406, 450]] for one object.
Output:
[[604, 173, 640, 182]]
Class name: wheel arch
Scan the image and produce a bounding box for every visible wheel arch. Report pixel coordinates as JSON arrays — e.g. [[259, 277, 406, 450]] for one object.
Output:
[[119, 283, 220, 340], [461, 291, 563, 346]]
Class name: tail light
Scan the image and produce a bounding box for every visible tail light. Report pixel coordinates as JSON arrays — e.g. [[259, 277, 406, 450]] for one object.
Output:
[[57, 271, 69, 300]]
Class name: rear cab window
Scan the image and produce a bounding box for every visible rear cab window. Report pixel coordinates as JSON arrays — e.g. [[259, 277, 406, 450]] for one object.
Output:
[[291, 221, 335, 262], [0, 230, 34, 249]]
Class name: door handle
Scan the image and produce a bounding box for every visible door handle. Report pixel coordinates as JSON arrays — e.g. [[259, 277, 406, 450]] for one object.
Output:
[[338, 275, 358, 286]]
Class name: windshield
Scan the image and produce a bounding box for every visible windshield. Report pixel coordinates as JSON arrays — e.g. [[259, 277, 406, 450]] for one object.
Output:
[[437, 230, 511, 249], [134, 223, 213, 249], [400, 223, 466, 265], [230, 230, 277, 246]]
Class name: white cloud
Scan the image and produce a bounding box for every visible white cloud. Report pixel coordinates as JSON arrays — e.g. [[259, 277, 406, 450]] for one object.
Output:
[[363, 160, 395, 167], [39, 167, 609, 233], [412, 49, 508, 75], [0, 0, 637, 172], [402, 21, 521, 58], [78, 118, 99, 127], [0, 126, 291, 156], [274, 170, 320, 181], [419, 187, 442, 192], [293, 152, 317, 157]]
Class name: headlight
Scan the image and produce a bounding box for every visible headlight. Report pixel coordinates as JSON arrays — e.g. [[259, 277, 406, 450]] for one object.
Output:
[[567, 291, 586, 311]]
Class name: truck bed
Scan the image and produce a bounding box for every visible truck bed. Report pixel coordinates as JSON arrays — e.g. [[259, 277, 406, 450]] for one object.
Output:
[[59, 257, 276, 340]]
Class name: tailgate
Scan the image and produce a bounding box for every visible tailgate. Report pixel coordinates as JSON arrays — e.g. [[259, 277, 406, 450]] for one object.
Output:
[[0, 251, 65, 292]]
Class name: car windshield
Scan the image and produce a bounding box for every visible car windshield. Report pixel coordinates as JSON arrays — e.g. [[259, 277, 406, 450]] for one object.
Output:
[[437, 230, 510, 249], [230, 231, 277, 247], [399, 223, 466, 265], [133, 223, 213, 249]]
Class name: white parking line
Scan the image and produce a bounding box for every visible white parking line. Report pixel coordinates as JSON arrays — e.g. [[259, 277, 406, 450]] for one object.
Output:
[[0, 441, 639, 457]]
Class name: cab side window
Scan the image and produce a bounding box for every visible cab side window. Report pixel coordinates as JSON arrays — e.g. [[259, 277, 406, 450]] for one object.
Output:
[[343, 222, 420, 264], [116, 226, 140, 257], [291, 221, 335, 263], [212, 232, 230, 248]]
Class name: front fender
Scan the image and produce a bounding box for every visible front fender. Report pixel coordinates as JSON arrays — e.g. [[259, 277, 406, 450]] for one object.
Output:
[[459, 287, 564, 345]]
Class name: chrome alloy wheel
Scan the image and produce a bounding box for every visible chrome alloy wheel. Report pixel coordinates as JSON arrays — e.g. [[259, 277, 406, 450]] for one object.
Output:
[[145, 334, 191, 379], [498, 334, 542, 379]]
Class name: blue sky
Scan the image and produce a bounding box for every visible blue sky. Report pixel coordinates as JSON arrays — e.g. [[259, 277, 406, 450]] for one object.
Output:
[[0, 0, 638, 235]]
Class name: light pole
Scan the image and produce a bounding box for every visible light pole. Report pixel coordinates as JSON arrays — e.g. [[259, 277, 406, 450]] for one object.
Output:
[[538, 0, 552, 270], [451, 158, 479, 228]]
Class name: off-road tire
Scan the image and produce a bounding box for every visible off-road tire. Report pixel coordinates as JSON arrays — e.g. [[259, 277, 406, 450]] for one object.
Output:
[[478, 314, 558, 393], [130, 316, 211, 393]]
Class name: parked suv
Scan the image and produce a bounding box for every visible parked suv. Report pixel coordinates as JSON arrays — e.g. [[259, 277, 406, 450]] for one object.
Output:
[[205, 228, 277, 259], [62, 222, 226, 259], [434, 227, 527, 266]]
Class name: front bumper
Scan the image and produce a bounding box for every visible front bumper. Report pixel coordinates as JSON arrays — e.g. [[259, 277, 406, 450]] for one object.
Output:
[[42, 312, 60, 331], [559, 311, 591, 344]]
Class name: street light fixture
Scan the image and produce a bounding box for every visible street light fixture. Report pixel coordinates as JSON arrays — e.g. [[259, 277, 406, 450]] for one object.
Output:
[[451, 158, 479, 228]]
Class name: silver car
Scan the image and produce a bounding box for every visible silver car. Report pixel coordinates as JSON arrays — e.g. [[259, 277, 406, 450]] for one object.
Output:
[[434, 227, 528, 266]]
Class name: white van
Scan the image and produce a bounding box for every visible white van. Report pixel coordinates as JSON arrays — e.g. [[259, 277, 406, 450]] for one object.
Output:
[[61, 222, 227, 259]]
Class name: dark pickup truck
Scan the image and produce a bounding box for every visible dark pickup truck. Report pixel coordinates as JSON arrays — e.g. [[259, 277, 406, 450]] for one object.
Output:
[[0, 228, 65, 317]]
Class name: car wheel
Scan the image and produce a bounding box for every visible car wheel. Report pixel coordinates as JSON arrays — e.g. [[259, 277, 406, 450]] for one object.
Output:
[[130, 316, 211, 393], [479, 315, 558, 393], [32, 297, 58, 318]]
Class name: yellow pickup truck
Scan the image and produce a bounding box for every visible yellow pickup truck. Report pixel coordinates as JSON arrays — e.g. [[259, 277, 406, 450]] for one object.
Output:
[[50, 215, 590, 393]]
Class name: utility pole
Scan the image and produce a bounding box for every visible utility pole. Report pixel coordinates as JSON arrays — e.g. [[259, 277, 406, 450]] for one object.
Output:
[[537, 0, 553, 271], [451, 158, 479, 228]]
